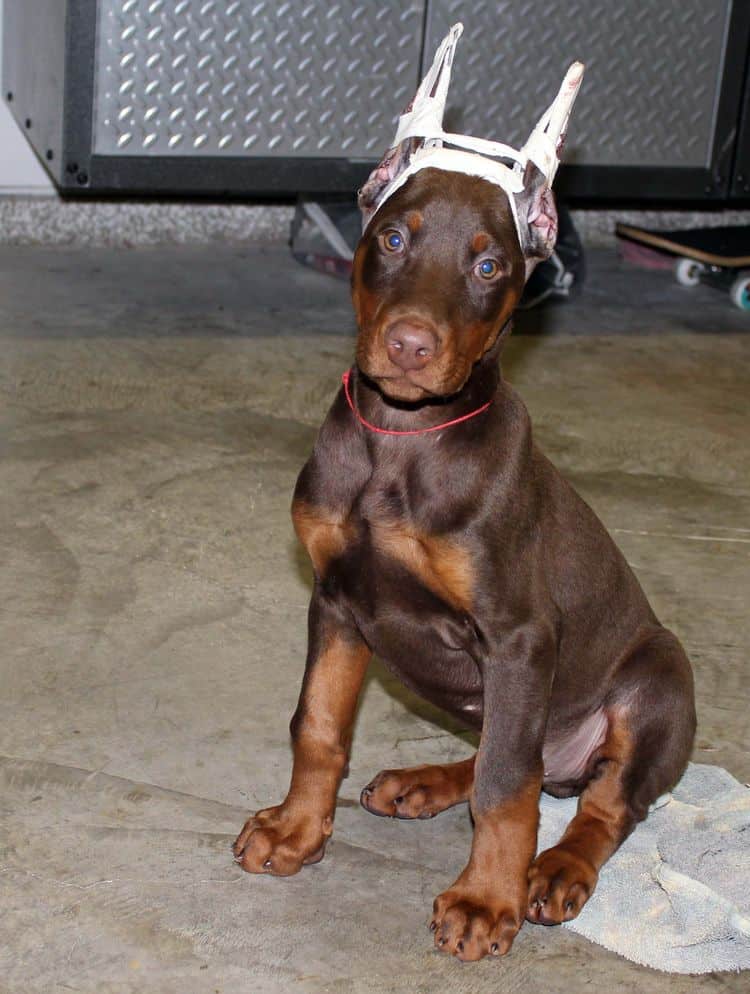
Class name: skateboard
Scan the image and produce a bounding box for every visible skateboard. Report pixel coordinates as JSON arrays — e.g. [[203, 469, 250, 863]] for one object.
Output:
[[616, 224, 750, 311]]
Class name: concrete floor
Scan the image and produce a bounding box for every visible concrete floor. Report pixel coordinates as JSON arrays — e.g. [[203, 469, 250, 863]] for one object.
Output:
[[1, 243, 748, 992]]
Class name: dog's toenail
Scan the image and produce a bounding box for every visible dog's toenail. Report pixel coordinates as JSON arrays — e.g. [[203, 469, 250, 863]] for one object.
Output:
[[438, 937, 446, 946], [263, 859, 272, 868], [491, 942, 499, 954], [565, 900, 574, 911], [457, 940, 464, 952], [395, 795, 404, 804], [429, 920, 437, 932]]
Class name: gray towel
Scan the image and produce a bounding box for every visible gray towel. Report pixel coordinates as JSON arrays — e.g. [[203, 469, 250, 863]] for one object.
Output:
[[537, 762, 750, 973]]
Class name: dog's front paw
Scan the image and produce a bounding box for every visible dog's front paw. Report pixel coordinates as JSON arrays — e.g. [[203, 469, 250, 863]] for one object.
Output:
[[526, 847, 597, 924], [430, 888, 523, 961], [232, 802, 332, 877]]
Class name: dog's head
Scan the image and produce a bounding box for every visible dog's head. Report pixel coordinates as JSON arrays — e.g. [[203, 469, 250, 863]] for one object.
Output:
[[352, 23, 581, 403], [352, 162, 556, 403]]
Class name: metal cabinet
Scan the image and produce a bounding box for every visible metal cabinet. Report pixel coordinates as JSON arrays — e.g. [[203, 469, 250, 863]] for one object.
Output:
[[4, 0, 750, 200]]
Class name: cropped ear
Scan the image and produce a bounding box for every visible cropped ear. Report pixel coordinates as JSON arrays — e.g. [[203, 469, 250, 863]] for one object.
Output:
[[357, 136, 420, 226], [513, 160, 558, 270], [358, 24, 463, 228]]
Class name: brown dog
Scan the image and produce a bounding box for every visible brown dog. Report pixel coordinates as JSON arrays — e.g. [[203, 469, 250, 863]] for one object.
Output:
[[233, 128, 695, 966]]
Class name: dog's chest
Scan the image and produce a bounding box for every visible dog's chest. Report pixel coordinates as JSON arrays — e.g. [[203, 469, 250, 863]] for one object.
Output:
[[294, 490, 473, 613], [350, 511, 484, 714], [293, 492, 484, 713]]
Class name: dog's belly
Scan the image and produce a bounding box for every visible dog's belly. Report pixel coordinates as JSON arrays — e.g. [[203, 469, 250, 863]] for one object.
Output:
[[542, 707, 609, 795]]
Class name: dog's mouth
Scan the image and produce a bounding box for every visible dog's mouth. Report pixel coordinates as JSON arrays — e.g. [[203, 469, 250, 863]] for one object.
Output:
[[358, 353, 472, 403], [368, 371, 436, 402], [360, 369, 470, 414], [356, 342, 463, 403]]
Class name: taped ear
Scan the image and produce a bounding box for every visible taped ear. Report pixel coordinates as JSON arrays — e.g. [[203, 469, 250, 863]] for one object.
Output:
[[357, 136, 421, 226], [358, 24, 463, 227], [513, 160, 559, 265], [357, 22, 582, 248]]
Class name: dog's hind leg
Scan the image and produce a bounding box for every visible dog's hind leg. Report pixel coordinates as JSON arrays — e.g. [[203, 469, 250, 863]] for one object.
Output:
[[360, 756, 475, 819], [527, 628, 695, 925]]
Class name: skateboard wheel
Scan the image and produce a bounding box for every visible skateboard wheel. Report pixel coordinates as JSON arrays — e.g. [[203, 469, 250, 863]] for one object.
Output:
[[729, 271, 750, 311], [674, 257, 705, 287]]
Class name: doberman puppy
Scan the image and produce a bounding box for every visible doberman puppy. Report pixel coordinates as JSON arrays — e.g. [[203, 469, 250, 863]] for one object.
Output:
[[233, 163, 696, 961]]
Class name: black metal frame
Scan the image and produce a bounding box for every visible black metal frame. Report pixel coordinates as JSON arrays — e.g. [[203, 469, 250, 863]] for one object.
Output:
[[5, 0, 750, 202], [729, 4, 750, 200], [419, 0, 750, 204], [552, 0, 750, 203], [58, 0, 378, 196]]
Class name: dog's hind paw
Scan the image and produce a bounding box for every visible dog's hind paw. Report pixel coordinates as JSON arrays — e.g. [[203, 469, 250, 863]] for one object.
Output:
[[526, 847, 596, 924], [360, 759, 474, 819]]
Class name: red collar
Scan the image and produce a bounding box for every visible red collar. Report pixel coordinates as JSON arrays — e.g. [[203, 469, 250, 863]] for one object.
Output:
[[341, 369, 493, 437]]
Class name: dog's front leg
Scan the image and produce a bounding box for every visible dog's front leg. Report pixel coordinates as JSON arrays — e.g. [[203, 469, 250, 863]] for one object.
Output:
[[431, 623, 554, 961], [233, 592, 370, 876]]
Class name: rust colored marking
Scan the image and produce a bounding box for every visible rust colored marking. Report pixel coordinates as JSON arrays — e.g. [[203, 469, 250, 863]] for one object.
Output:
[[362, 755, 476, 818], [351, 241, 379, 333], [551, 711, 632, 869], [290, 633, 371, 799], [464, 775, 541, 897], [406, 210, 423, 234], [527, 711, 634, 923], [431, 774, 542, 959], [371, 521, 474, 611], [234, 633, 370, 876], [471, 231, 490, 254], [292, 499, 355, 577]]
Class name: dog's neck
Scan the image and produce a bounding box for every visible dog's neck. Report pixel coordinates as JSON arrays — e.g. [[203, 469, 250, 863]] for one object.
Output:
[[352, 324, 509, 437]]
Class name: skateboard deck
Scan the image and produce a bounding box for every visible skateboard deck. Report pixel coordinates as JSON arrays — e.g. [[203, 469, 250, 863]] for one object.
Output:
[[616, 224, 750, 268]]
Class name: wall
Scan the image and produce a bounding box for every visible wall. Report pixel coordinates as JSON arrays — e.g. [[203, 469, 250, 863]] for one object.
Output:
[[0, 0, 54, 193]]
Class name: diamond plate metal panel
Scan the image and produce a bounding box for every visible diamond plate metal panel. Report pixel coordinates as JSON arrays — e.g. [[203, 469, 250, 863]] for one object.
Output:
[[425, 0, 732, 168], [93, 0, 424, 157]]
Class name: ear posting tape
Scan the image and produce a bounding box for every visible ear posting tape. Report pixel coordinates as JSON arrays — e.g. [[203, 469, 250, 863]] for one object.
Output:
[[365, 23, 584, 242]]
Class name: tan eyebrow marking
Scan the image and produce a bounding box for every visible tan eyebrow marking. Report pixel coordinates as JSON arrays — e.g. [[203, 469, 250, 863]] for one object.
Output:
[[406, 211, 423, 234], [472, 232, 490, 254]]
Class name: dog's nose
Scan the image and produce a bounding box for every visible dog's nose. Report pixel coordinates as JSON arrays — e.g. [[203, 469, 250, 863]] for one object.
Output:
[[385, 321, 438, 372]]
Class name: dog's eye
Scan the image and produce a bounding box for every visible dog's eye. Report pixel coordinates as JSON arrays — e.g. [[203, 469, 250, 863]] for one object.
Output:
[[476, 259, 500, 280], [380, 229, 405, 253]]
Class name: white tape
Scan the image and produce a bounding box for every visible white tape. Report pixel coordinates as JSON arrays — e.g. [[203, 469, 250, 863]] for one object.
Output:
[[370, 22, 584, 244]]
